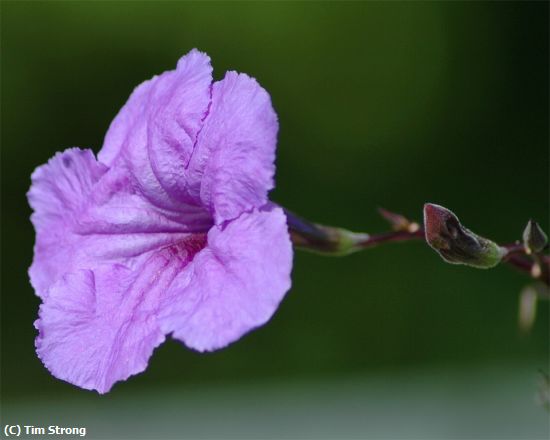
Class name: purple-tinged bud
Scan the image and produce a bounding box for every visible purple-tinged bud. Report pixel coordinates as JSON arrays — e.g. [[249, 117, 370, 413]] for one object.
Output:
[[285, 209, 369, 255], [423, 203, 505, 269], [522, 219, 548, 254]]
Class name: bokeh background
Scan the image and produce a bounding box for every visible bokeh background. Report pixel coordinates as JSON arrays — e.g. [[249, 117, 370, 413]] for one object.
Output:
[[2, 1, 548, 439]]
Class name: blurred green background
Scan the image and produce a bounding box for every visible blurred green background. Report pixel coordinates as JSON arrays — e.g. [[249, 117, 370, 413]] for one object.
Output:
[[1, 1, 548, 438]]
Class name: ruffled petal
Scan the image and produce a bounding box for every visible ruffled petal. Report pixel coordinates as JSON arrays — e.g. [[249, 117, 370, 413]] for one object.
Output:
[[98, 50, 278, 218], [28, 148, 212, 299], [35, 238, 204, 394], [28, 148, 108, 232], [147, 52, 213, 204], [159, 205, 293, 352], [187, 72, 278, 224], [98, 49, 212, 209], [28, 148, 108, 296]]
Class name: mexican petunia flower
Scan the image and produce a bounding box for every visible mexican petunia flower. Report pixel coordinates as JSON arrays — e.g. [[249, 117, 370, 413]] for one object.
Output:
[[28, 49, 293, 393]]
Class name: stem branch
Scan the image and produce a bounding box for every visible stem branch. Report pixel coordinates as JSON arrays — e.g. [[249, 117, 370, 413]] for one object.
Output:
[[285, 206, 549, 286]]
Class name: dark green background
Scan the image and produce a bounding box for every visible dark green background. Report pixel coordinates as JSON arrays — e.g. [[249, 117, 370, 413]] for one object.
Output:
[[1, 1, 548, 438]]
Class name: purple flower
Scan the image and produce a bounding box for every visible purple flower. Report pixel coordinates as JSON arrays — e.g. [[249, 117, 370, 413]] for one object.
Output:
[[27, 50, 293, 393]]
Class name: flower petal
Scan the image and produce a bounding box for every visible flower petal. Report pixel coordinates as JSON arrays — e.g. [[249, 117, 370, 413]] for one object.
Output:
[[28, 148, 212, 299], [98, 49, 213, 209], [187, 72, 278, 224], [28, 148, 108, 232], [28, 148, 108, 296], [159, 205, 293, 352], [35, 238, 204, 394], [147, 52, 213, 204]]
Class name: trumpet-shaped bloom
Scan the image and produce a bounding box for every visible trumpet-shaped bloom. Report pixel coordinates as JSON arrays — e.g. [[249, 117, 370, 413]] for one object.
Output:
[[28, 50, 293, 393]]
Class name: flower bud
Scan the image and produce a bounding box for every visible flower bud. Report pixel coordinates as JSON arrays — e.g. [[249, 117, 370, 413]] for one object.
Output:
[[423, 203, 505, 269], [522, 219, 548, 254], [285, 209, 369, 255]]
